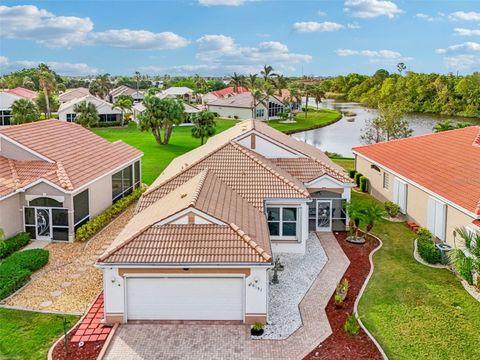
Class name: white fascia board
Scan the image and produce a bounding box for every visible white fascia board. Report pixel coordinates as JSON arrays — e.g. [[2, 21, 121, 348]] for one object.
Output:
[[304, 174, 355, 188], [353, 151, 479, 219], [96, 262, 273, 269], [0, 134, 54, 163]]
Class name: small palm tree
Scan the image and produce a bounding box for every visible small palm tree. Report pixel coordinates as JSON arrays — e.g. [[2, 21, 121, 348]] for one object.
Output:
[[251, 89, 267, 120], [260, 64, 276, 82], [346, 201, 365, 240], [113, 96, 133, 126], [229, 72, 245, 92], [311, 86, 325, 110], [273, 75, 287, 96], [11, 99, 39, 124], [262, 83, 275, 123], [73, 101, 99, 128], [246, 74, 259, 91], [191, 111, 216, 144], [362, 203, 386, 237]]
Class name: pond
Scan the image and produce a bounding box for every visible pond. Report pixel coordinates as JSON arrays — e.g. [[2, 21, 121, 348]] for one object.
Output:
[[293, 99, 480, 157]]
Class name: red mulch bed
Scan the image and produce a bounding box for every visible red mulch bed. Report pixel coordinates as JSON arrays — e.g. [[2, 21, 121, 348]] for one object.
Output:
[[51, 324, 104, 360], [304, 232, 383, 360]]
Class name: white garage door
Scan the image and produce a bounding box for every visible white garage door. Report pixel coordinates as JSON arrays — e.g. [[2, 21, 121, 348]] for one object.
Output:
[[126, 277, 244, 321]]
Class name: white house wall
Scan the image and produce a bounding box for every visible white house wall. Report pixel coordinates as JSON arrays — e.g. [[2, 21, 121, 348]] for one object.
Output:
[[0, 137, 45, 161], [0, 92, 21, 110], [207, 105, 254, 120], [0, 194, 23, 238], [235, 133, 300, 158]]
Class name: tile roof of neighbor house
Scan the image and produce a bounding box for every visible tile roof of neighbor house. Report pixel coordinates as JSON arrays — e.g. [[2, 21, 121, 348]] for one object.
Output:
[[58, 94, 121, 114], [0, 120, 142, 197], [6, 87, 37, 100], [207, 92, 255, 108], [100, 170, 271, 264], [109, 85, 144, 98], [59, 88, 91, 103], [209, 86, 249, 98], [353, 126, 480, 216], [163, 87, 193, 95]]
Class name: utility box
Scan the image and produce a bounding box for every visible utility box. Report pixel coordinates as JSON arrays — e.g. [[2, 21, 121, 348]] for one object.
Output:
[[436, 243, 453, 265]]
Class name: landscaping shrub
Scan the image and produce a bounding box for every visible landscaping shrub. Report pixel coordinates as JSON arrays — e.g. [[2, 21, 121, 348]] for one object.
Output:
[[0, 249, 49, 300], [76, 187, 145, 241], [354, 172, 363, 187], [417, 230, 441, 264], [0, 232, 30, 260], [384, 201, 400, 218], [359, 176, 368, 192], [449, 249, 474, 285], [344, 313, 360, 336], [348, 169, 357, 179]]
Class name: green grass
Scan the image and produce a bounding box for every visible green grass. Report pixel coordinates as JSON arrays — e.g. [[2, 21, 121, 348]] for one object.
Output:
[[92, 120, 238, 185], [0, 308, 79, 360], [268, 108, 341, 134], [354, 191, 480, 360], [330, 157, 354, 171]]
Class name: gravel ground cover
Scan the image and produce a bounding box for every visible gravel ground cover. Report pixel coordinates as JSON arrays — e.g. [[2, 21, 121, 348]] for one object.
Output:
[[258, 233, 327, 339], [4, 206, 135, 313]]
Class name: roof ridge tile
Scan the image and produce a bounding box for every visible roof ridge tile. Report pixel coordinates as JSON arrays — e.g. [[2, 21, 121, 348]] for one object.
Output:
[[7, 159, 21, 189], [229, 222, 271, 262]]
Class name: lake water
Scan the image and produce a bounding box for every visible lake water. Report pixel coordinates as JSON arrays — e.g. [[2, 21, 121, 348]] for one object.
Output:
[[293, 99, 480, 157]]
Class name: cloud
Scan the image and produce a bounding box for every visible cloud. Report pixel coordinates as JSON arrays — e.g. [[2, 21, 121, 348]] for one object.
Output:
[[198, 0, 248, 6], [449, 11, 480, 21], [443, 55, 480, 71], [435, 42, 480, 54], [0, 5, 189, 50], [0, 56, 98, 76], [344, 0, 402, 19], [454, 28, 480, 36], [347, 22, 361, 29], [88, 30, 189, 49], [293, 21, 345, 32], [336, 48, 402, 59], [318, 11, 327, 17]]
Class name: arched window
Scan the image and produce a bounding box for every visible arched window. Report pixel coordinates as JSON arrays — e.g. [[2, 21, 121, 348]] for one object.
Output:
[[371, 164, 381, 172], [29, 197, 63, 207]]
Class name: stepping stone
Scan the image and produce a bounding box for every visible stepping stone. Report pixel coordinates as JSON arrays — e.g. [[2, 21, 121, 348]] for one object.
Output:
[[51, 290, 62, 297], [77, 266, 87, 272], [61, 281, 72, 288], [70, 273, 81, 279], [40, 300, 52, 308]]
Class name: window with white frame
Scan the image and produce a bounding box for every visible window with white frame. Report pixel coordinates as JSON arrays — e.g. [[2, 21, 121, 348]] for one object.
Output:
[[266, 207, 298, 238], [66, 113, 76, 122], [383, 172, 390, 189], [255, 108, 264, 118]]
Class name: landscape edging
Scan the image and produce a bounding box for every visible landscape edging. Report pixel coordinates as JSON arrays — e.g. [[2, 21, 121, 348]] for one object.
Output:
[[353, 232, 389, 360]]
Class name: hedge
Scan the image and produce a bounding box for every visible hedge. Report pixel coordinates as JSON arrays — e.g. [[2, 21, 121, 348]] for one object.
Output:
[[417, 230, 441, 264], [0, 249, 49, 300], [359, 176, 368, 192], [76, 187, 145, 242], [354, 172, 363, 187], [0, 232, 30, 260], [348, 169, 357, 179]]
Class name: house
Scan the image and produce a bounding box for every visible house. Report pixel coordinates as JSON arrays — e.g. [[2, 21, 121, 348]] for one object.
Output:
[[201, 86, 249, 104], [157, 87, 194, 103], [58, 95, 123, 123], [98, 120, 354, 325], [0, 92, 23, 126], [353, 126, 480, 246], [6, 87, 37, 101], [206, 90, 299, 121], [59, 87, 91, 103], [109, 85, 144, 103], [132, 101, 202, 125], [0, 120, 142, 241]]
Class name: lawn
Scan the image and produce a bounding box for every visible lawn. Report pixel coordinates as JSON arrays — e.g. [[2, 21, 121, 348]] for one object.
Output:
[[330, 157, 354, 171], [0, 308, 79, 360], [354, 191, 480, 360], [268, 108, 341, 134]]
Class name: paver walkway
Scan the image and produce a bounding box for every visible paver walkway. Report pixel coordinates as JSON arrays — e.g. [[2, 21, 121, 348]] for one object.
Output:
[[3, 206, 135, 313], [104, 232, 350, 360], [71, 293, 113, 343]]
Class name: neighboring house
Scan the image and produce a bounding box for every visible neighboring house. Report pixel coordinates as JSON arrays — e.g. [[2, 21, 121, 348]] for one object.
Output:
[[201, 86, 249, 104], [0, 120, 142, 241], [157, 87, 194, 103], [58, 95, 123, 123], [109, 85, 144, 103], [0, 92, 22, 126], [131, 102, 145, 123], [6, 87, 37, 101], [206, 90, 298, 120], [98, 120, 354, 325], [353, 126, 480, 246], [131, 102, 201, 125], [59, 87, 91, 103]]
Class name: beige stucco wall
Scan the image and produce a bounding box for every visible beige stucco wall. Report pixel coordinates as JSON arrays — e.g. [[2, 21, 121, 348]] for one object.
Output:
[[85, 174, 114, 218], [355, 156, 394, 202], [445, 206, 477, 247], [0, 194, 23, 238], [207, 105, 255, 120], [405, 185, 429, 226]]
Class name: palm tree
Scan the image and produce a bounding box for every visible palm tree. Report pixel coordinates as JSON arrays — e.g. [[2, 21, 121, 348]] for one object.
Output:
[[300, 83, 313, 120], [36, 64, 56, 118], [113, 96, 133, 126], [260, 64, 276, 83], [191, 111, 216, 144], [311, 86, 325, 110], [89, 74, 112, 100], [262, 83, 275, 123], [362, 203, 385, 237], [346, 201, 364, 240], [11, 99, 39, 124], [73, 101, 99, 128], [272, 75, 287, 96], [251, 89, 267, 120], [246, 74, 259, 91], [229, 72, 244, 92]]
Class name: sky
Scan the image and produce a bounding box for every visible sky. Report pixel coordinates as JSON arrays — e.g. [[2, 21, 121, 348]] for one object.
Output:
[[0, 0, 479, 77]]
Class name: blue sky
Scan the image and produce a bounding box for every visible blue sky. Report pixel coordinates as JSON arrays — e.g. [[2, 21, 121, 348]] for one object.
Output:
[[1, 0, 479, 77]]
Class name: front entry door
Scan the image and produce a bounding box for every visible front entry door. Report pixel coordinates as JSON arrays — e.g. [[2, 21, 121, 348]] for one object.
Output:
[[35, 208, 52, 240], [316, 200, 332, 232]]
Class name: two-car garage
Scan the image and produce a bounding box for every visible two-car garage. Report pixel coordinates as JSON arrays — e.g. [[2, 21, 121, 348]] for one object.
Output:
[[125, 276, 244, 321]]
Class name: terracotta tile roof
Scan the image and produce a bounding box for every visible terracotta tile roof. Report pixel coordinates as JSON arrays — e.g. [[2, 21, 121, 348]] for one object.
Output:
[[207, 92, 255, 108], [6, 87, 37, 100], [353, 126, 480, 215], [270, 157, 350, 183], [209, 86, 249, 98], [473, 219, 480, 227], [139, 142, 309, 212], [59, 87, 90, 103], [100, 170, 271, 264], [0, 120, 142, 196]]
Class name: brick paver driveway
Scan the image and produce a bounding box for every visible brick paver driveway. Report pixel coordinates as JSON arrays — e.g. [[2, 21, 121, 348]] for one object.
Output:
[[104, 233, 349, 360]]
